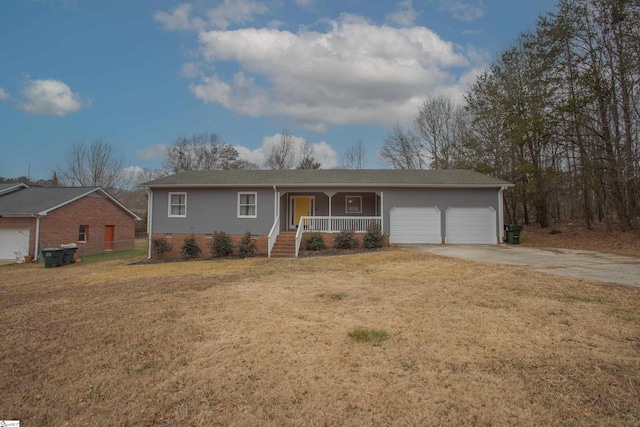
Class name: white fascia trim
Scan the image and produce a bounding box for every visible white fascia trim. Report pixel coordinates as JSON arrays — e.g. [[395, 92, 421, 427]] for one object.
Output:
[[146, 183, 515, 189]]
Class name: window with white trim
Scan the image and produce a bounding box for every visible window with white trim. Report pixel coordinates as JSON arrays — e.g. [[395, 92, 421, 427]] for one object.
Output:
[[78, 225, 88, 242], [345, 196, 362, 213], [168, 192, 187, 217], [238, 192, 257, 218]]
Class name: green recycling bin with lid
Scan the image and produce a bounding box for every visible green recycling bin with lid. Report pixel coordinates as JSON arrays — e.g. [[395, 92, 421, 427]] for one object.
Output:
[[42, 248, 64, 268], [504, 224, 523, 244]]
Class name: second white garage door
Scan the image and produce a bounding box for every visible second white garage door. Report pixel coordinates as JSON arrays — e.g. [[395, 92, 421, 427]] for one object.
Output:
[[445, 207, 497, 244], [390, 207, 441, 244], [0, 228, 30, 260]]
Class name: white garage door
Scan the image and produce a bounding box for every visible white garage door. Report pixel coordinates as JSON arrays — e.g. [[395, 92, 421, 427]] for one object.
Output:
[[446, 207, 497, 244], [0, 228, 30, 259], [390, 207, 441, 244]]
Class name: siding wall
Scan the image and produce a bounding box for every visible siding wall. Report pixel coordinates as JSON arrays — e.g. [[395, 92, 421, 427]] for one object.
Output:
[[381, 187, 500, 238], [151, 188, 276, 235]]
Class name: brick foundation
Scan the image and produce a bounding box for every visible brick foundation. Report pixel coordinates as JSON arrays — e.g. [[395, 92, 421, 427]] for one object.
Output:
[[150, 233, 269, 259]]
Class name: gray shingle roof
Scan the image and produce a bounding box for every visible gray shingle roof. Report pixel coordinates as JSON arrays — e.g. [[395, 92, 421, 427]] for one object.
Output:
[[0, 187, 140, 219], [143, 169, 512, 188]]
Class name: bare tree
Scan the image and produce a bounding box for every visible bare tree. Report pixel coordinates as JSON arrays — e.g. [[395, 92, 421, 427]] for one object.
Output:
[[340, 139, 366, 169], [264, 130, 297, 170], [297, 140, 321, 169], [380, 124, 427, 169], [414, 95, 468, 169], [57, 140, 133, 196], [163, 133, 247, 173]]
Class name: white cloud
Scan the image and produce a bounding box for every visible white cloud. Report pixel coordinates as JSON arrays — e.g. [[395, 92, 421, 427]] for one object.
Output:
[[294, 0, 314, 7], [0, 88, 9, 100], [154, 0, 269, 31], [186, 14, 476, 130], [387, 0, 419, 27], [136, 144, 168, 160], [19, 79, 89, 116], [153, 3, 195, 31], [205, 0, 269, 30], [235, 133, 338, 168], [180, 62, 202, 78], [432, 0, 485, 21]]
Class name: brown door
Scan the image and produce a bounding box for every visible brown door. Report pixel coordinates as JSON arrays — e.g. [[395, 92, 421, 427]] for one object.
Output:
[[104, 225, 115, 251]]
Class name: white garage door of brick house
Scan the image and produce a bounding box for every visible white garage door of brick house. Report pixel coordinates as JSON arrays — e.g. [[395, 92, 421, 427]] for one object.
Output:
[[390, 207, 441, 244], [0, 228, 30, 259]]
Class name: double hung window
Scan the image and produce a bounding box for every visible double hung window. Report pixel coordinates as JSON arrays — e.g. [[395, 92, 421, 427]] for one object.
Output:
[[238, 192, 257, 218], [169, 192, 187, 217]]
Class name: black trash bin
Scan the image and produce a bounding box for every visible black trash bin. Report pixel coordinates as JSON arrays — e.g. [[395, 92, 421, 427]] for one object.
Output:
[[61, 245, 78, 265], [42, 248, 64, 268], [504, 224, 523, 244]]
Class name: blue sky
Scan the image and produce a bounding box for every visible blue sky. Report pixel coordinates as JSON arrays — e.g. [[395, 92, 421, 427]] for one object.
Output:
[[0, 0, 557, 181]]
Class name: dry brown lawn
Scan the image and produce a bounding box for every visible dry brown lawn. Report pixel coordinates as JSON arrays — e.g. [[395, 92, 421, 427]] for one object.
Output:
[[521, 222, 640, 257], [1, 251, 639, 426]]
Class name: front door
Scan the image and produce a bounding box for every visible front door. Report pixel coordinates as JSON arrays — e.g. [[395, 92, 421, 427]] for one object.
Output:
[[104, 225, 115, 251], [290, 196, 314, 229]]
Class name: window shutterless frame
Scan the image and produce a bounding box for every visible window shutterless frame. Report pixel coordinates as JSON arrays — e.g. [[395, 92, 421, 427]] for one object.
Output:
[[345, 195, 362, 214], [238, 192, 257, 218], [168, 192, 187, 217], [78, 225, 88, 242]]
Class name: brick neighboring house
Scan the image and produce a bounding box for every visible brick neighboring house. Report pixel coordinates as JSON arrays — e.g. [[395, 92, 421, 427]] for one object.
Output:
[[0, 184, 141, 261]]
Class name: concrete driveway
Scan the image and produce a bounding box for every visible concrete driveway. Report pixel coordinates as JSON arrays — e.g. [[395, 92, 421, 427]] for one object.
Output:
[[400, 244, 640, 288]]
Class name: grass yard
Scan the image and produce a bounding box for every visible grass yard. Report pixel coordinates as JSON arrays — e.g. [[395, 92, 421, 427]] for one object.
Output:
[[1, 251, 639, 426]]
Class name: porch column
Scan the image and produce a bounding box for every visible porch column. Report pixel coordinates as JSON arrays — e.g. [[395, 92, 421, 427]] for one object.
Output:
[[325, 191, 336, 233], [328, 196, 332, 232]]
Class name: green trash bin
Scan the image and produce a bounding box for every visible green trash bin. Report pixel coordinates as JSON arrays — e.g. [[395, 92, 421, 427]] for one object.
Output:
[[504, 224, 523, 244], [42, 248, 64, 268]]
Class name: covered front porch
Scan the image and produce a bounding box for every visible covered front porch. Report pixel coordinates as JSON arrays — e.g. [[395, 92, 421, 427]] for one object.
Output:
[[268, 190, 383, 257]]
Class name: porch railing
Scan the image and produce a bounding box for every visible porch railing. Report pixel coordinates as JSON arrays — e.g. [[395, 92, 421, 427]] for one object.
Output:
[[294, 216, 382, 257], [267, 214, 280, 257]]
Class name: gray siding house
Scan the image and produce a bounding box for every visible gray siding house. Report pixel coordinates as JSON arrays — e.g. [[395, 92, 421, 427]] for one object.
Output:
[[143, 169, 513, 258]]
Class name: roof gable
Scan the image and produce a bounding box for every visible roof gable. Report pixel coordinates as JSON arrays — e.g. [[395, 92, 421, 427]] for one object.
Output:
[[0, 182, 29, 196], [143, 169, 513, 188], [0, 186, 141, 219]]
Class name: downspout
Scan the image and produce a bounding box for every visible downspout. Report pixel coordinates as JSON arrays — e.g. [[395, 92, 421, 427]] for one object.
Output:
[[34, 215, 41, 261], [498, 186, 506, 244], [380, 191, 384, 234], [147, 188, 153, 259], [273, 185, 278, 219]]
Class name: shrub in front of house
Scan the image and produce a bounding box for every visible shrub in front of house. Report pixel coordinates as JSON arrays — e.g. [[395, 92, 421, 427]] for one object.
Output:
[[152, 237, 173, 257], [180, 235, 202, 259], [364, 223, 384, 249], [334, 230, 359, 249], [237, 231, 257, 258], [305, 232, 327, 251], [211, 231, 233, 257]]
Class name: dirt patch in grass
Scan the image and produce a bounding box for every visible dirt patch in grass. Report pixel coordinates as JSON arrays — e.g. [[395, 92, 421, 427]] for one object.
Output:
[[1, 253, 639, 426]]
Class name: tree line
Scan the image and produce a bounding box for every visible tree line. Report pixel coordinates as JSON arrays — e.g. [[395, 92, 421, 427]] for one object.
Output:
[[380, 0, 639, 231]]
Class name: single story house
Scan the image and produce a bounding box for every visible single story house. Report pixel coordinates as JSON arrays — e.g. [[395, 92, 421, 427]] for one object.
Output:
[[0, 184, 141, 261], [143, 169, 513, 258]]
